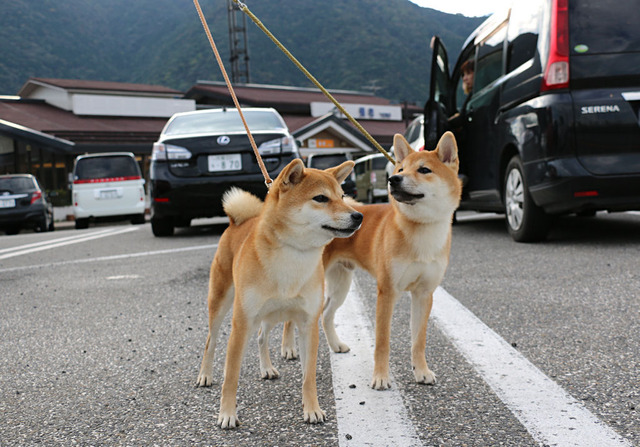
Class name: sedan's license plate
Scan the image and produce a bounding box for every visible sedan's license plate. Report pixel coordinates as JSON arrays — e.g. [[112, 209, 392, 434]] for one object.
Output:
[[208, 154, 242, 172], [0, 198, 16, 208]]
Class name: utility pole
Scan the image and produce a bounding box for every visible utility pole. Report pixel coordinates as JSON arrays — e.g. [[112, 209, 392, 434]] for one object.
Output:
[[227, 0, 250, 84]]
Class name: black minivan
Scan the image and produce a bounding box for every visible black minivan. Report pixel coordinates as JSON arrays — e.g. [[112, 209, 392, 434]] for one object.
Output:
[[424, 0, 640, 241]]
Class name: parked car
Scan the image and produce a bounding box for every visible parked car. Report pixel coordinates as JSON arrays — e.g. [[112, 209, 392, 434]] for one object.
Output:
[[0, 174, 54, 235], [306, 153, 357, 198], [403, 114, 426, 152], [424, 0, 640, 241], [353, 153, 389, 203], [71, 152, 146, 229], [150, 107, 300, 236], [385, 113, 426, 180]]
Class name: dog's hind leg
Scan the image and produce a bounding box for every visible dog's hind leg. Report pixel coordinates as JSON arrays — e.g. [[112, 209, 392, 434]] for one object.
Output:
[[322, 262, 353, 353], [410, 290, 436, 385], [281, 321, 298, 360], [258, 320, 280, 379], [197, 267, 234, 387]]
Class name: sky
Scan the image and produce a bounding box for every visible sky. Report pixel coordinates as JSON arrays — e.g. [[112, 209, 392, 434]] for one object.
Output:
[[408, 0, 512, 17]]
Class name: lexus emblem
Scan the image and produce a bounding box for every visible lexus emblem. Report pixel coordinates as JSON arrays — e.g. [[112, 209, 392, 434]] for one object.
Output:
[[217, 135, 231, 145]]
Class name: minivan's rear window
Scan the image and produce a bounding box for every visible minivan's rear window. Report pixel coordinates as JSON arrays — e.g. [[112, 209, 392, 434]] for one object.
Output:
[[74, 155, 141, 183], [570, 1, 640, 55], [164, 110, 285, 136]]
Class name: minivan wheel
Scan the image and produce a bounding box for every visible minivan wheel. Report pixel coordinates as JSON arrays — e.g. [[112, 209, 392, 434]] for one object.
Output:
[[504, 156, 551, 242], [151, 217, 174, 237]]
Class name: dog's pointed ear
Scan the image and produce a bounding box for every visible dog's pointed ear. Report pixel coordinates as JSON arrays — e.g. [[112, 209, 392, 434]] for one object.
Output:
[[326, 160, 355, 184], [436, 132, 459, 170], [277, 158, 305, 190], [393, 133, 414, 162]]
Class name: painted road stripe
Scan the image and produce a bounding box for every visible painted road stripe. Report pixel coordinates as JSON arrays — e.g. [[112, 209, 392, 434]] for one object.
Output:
[[331, 280, 424, 447], [0, 228, 118, 255], [431, 287, 631, 447], [0, 244, 218, 274], [0, 227, 139, 261]]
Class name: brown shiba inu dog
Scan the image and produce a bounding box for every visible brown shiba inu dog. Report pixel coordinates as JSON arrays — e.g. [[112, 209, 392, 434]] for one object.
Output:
[[288, 132, 461, 390], [196, 159, 362, 428]]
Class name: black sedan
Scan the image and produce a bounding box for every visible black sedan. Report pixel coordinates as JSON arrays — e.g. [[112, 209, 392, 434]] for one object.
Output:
[[0, 174, 54, 235], [150, 107, 300, 236]]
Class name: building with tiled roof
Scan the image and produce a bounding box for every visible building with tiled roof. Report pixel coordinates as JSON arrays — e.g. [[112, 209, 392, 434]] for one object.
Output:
[[0, 77, 419, 197]]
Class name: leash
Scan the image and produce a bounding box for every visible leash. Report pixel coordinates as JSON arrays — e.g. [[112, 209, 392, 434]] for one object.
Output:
[[230, 0, 396, 165], [193, 0, 273, 188]]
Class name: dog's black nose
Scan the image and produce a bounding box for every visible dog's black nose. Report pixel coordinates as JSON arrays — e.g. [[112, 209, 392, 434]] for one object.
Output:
[[351, 212, 363, 224], [389, 175, 402, 186]]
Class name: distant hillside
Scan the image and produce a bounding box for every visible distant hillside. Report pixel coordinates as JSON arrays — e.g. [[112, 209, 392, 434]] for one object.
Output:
[[0, 0, 483, 104]]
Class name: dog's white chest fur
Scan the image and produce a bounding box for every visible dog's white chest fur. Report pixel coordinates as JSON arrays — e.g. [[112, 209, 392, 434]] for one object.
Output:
[[392, 220, 450, 292], [240, 246, 324, 322]]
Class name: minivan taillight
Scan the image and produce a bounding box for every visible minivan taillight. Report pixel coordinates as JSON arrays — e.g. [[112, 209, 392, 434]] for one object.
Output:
[[542, 0, 569, 91]]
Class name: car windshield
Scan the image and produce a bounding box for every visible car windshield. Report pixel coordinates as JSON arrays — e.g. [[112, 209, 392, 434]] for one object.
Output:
[[309, 155, 347, 169], [164, 110, 285, 136], [75, 156, 140, 181], [0, 176, 35, 193]]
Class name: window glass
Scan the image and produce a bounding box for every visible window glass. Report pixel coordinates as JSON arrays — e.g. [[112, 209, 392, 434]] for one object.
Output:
[[507, 1, 543, 73], [0, 176, 35, 193], [404, 119, 420, 143], [432, 41, 451, 107], [75, 156, 140, 180], [372, 156, 387, 170], [570, 0, 640, 54], [165, 110, 285, 136], [474, 25, 507, 93], [309, 155, 347, 170]]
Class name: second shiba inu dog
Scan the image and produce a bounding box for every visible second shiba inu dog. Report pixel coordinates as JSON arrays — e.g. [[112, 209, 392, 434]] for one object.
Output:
[[196, 159, 363, 428], [284, 132, 461, 390]]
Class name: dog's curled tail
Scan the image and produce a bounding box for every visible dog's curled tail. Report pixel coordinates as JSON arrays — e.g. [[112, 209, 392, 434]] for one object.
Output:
[[223, 187, 263, 226]]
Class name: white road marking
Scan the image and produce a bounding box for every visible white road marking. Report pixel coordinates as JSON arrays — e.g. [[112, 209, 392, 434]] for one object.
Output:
[[0, 228, 117, 255], [0, 244, 218, 274], [331, 280, 424, 447], [106, 274, 141, 280], [431, 287, 631, 447], [0, 227, 139, 261]]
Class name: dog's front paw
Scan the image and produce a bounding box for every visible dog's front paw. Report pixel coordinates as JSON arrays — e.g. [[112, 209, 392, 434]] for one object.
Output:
[[370, 375, 392, 390], [218, 411, 240, 429], [196, 372, 214, 387], [330, 341, 351, 353], [281, 346, 298, 360], [260, 366, 280, 380], [303, 406, 326, 424], [414, 367, 436, 385]]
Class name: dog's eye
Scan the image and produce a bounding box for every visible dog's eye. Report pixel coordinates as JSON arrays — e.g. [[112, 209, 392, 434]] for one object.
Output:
[[398, 168, 404, 173], [313, 195, 329, 203], [417, 166, 432, 174]]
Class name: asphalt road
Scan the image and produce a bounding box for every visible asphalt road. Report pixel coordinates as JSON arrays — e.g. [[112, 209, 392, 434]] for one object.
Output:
[[0, 211, 638, 446]]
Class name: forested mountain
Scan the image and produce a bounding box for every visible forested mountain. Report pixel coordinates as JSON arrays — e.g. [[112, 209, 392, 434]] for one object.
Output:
[[0, 0, 483, 104]]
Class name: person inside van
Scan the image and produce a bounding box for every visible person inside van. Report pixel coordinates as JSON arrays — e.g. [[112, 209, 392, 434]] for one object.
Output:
[[448, 59, 474, 130], [446, 59, 474, 186]]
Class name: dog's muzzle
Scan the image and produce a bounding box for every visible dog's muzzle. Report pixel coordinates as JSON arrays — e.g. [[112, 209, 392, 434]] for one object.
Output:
[[388, 175, 424, 204], [322, 212, 363, 236]]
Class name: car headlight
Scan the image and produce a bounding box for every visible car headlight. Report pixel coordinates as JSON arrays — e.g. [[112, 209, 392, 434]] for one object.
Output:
[[152, 143, 192, 160]]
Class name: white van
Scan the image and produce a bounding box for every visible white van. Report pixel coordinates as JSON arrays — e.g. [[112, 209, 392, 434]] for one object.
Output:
[[72, 152, 146, 229]]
